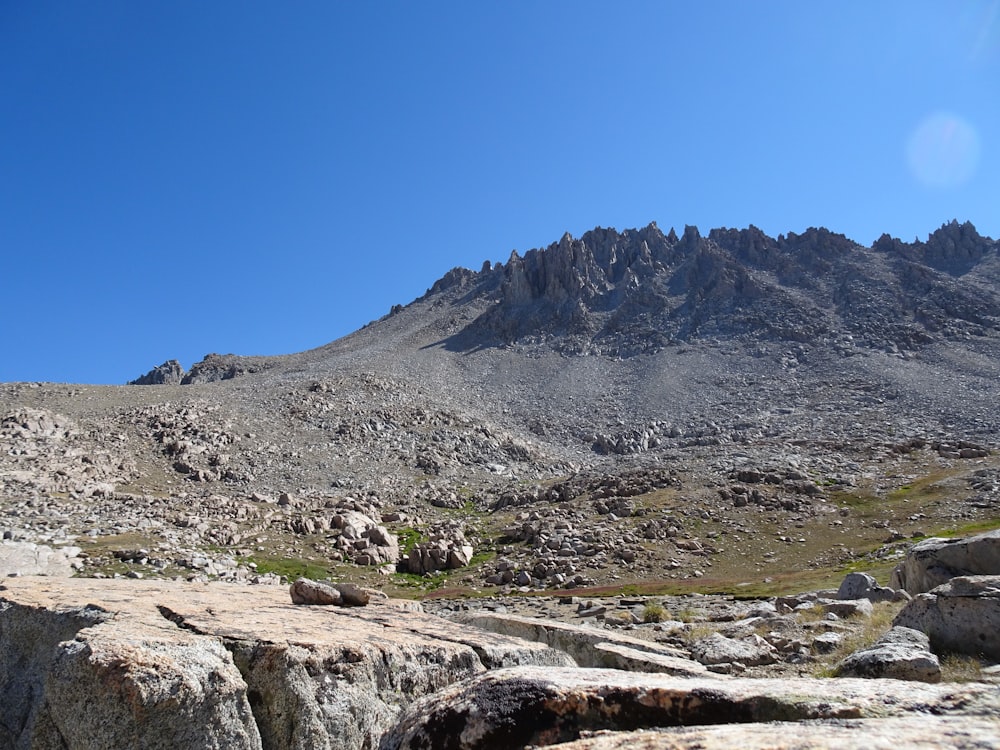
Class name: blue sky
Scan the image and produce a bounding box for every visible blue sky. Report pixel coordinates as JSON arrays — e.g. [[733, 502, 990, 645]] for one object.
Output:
[[2, 2, 998, 384]]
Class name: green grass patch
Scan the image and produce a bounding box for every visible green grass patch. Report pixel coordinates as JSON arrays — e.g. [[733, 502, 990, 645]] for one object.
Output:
[[469, 550, 495, 566], [390, 570, 448, 590], [395, 527, 427, 556], [642, 601, 667, 623], [248, 555, 331, 582], [935, 518, 1000, 538]]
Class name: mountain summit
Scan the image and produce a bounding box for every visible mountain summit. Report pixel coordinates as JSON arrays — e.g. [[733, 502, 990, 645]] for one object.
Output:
[[416, 220, 999, 358]]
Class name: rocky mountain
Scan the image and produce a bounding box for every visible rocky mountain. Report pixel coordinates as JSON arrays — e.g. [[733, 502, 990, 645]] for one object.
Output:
[[3, 219, 1000, 598], [3, 219, 1000, 747]]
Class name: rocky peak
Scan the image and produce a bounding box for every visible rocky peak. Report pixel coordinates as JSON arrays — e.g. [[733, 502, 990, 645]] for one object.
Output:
[[425, 266, 481, 297], [874, 220, 996, 276], [128, 359, 184, 386], [181, 354, 271, 385], [416, 219, 999, 358]]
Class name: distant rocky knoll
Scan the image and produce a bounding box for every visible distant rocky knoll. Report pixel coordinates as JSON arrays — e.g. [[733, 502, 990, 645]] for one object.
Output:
[[130, 353, 273, 386]]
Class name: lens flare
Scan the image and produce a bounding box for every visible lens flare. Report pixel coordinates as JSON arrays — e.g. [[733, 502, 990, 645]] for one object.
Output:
[[906, 112, 982, 189]]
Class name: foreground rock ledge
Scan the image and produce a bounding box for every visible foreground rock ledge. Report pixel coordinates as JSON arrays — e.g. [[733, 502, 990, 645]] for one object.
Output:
[[0, 577, 571, 750], [546, 717, 1000, 750], [381, 666, 1000, 750], [4, 578, 999, 750]]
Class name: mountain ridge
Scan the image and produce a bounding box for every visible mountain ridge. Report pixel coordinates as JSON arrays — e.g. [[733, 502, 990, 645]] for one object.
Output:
[[417, 219, 999, 359], [5, 218, 1000, 602], [133, 219, 999, 384]]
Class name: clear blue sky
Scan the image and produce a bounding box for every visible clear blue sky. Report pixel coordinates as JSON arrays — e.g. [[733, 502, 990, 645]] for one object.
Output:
[[2, 2, 998, 384]]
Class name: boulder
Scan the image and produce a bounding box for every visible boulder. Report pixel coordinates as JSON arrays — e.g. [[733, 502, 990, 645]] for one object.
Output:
[[688, 632, 778, 667], [290, 577, 342, 605], [821, 598, 874, 618], [837, 571, 897, 603], [290, 579, 380, 607], [893, 575, 1000, 660], [835, 626, 941, 682], [811, 631, 843, 654], [333, 581, 372, 606], [381, 666, 1000, 750], [406, 539, 474, 575], [0, 540, 81, 577], [890, 530, 1000, 595], [334, 509, 378, 539]]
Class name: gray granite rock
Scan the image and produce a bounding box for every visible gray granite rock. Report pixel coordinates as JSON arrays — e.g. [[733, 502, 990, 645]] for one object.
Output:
[[894, 575, 1000, 660], [835, 626, 940, 682], [891, 530, 1000, 595]]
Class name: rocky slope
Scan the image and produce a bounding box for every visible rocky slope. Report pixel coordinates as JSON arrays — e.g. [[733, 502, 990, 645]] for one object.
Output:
[[2, 220, 999, 597], [3, 219, 1000, 748]]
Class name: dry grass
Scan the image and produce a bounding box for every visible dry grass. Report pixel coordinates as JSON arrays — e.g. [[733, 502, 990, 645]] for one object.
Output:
[[812, 601, 906, 676], [680, 623, 718, 645], [795, 603, 828, 624], [642, 601, 667, 623], [940, 653, 986, 683]]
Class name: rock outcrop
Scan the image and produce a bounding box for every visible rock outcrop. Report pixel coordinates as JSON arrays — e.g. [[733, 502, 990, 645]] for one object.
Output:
[[432, 220, 1000, 357], [894, 575, 1000, 660], [180, 353, 272, 384], [382, 666, 1000, 750], [454, 611, 709, 676], [0, 577, 572, 750], [4, 577, 1000, 749], [0, 540, 81, 577], [890, 530, 1000, 595], [536, 717, 1000, 750], [128, 360, 184, 386]]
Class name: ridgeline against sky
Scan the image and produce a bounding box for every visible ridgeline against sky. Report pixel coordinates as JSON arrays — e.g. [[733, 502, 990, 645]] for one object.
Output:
[[1, 2, 998, 384]]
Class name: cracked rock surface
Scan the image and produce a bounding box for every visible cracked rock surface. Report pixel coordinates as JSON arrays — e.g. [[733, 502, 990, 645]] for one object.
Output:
[[0, 577, 571, 750], [381, 666, 1000, 750]]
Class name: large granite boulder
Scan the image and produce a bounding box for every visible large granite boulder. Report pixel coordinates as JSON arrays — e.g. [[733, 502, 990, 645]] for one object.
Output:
[[893, 574, 1000, 660], [0, 578, 572, 750], [890, 529, 1000, 595], [0, 588, 260, 750]]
